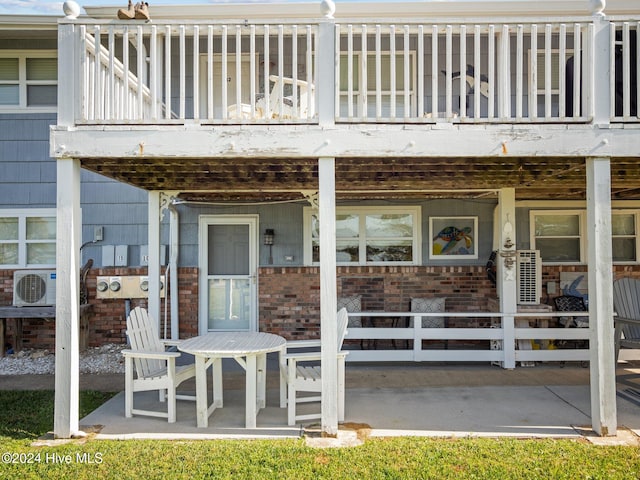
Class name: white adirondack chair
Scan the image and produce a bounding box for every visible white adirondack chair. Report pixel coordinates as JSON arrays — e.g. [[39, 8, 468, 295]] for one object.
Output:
[[228, 75, 315, 120], [612, 278, 640, 361], [280, 308, 349, 426], [122, 307, 196, 423]]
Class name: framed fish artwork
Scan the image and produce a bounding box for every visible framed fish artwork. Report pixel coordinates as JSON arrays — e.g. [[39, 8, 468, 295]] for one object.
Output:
[[429, 216, 478, 259]]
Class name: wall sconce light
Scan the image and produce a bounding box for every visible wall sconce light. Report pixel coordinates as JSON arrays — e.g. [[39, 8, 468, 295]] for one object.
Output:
[[264, 229, 274, 264], [500, 215, 516, 273]]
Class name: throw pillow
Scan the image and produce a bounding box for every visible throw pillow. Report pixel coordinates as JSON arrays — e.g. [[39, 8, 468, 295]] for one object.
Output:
[[338, 295, 362, 327], [410, 297, 445, 328]]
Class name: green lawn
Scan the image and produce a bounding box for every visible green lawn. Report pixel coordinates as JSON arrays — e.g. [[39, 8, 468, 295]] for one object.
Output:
[[0, 390, 639, 479]]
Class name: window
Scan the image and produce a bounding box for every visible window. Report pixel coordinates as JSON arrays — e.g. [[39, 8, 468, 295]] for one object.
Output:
[[530, 210, 584, 263], [304, 206, 421, 265], [0, 51, 57, 111], [531, 209, 640, 264], [0, 210, 56, 268], [612, 211, 639, 263]]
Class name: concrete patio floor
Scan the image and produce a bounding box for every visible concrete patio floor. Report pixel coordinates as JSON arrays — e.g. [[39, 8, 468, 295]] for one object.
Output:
[[75, 352, 640, 443]]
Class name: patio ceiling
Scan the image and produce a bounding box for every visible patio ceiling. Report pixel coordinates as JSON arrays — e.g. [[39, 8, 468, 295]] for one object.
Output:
[[80, 156, 640, 202]]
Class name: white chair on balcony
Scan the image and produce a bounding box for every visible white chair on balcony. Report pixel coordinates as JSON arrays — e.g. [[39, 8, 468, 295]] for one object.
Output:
[[228, 75, 315, 120], [122, 307, 196, 423], [280, 308, 349, 426]]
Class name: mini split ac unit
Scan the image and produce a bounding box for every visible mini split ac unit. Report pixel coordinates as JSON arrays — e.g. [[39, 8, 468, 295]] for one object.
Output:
[[13, 270, 57, 307], [516, 250, 542, 305]]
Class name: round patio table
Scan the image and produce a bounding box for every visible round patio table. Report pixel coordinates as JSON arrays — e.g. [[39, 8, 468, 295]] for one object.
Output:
[[179, 332, 286, 429]]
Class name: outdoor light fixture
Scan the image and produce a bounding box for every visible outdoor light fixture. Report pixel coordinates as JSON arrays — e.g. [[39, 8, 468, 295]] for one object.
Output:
[[264, 229, 274, 264], [500, 215, 516, 277]]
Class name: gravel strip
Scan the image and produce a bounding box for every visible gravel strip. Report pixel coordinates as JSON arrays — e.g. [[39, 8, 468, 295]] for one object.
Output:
[[0, 344, 126, 375]]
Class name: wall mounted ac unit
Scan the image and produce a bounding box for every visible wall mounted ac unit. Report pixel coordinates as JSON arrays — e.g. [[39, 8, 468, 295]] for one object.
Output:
[[516, 250, 541, 305], [13, 270, 57, 307]]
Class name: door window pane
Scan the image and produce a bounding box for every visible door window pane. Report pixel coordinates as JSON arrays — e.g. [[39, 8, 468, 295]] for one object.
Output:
[[208, 278, 251, 330], [208, 225, 249, 275]]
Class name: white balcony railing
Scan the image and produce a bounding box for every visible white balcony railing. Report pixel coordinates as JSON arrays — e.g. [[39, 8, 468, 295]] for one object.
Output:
[[63, 17, 638, 126]]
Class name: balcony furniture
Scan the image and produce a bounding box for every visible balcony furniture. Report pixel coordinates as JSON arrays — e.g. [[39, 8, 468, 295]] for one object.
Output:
[[228, 75, 315, 120], [122, 307, 196, 423], [280, 307, 349, 426], [178, 331, 286, 428]]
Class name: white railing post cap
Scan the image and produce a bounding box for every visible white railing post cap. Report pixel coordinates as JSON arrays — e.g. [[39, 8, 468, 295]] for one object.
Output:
[[63, 1, 81, 19], [320, 0, 335, 19], [589, 0, 606, 16]]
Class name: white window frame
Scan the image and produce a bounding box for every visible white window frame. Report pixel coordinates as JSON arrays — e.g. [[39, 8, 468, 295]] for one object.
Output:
[[530, 209, 640, 265], [611, 209, 640, 264], [530, 210, 585, 264], [0, 50, 57, 113], [303, 206, 421, 266], [0, 209, 56, 269]]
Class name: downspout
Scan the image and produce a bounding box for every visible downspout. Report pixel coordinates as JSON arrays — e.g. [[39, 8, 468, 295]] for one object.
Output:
[[168, 203, 179, 340]]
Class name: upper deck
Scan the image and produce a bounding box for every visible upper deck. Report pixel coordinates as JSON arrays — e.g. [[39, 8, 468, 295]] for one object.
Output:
[[55, 3, 638, 128], [49, 1, 640, 203]]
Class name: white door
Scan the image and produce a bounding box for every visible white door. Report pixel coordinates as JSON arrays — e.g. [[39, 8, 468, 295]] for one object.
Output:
[[199, 215, 258, 332], [199, 54, 255, 119]]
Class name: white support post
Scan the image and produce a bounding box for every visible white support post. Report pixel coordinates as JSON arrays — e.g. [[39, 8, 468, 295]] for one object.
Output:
[[586, 157, 617, 436], [319, 157, 338, 436], [148, 192, 161, 329], [54, 157, 81, 438], [57, 23, 76, 127], [498, 188, 517, 369], [317, 17, 336, 126]]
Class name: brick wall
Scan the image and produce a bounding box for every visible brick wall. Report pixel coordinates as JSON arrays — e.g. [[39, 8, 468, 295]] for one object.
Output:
[[3, 264, 640, 350], [258, 265, 496, 338], [0, 267, 199, 350]]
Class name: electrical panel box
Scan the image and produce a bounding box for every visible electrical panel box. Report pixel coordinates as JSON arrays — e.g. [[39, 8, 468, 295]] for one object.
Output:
[[102, 245, 115, 267], [140, 245, 167, 266], [114, 245, 128, 266]]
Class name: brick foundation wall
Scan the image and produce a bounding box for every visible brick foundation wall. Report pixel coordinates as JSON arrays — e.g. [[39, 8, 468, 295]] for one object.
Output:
[[3, 264, 640, 350]]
